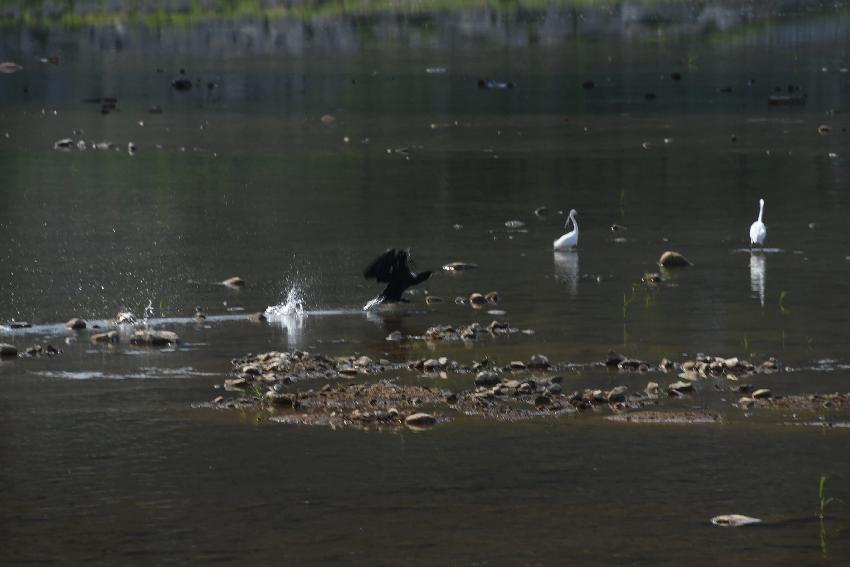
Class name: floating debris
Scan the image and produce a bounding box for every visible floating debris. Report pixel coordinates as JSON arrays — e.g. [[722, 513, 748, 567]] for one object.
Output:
[[711, 515, 762, 527], [442, 261, 478, 271], [0, 62, 23, 73]]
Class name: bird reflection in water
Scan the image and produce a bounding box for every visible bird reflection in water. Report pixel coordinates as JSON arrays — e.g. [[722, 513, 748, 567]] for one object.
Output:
[[750, 253, 766, 307], [553, 251, 579, 295]]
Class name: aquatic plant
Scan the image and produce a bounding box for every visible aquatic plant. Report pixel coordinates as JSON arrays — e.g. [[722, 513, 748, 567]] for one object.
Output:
[[779, 290, 790, 315]]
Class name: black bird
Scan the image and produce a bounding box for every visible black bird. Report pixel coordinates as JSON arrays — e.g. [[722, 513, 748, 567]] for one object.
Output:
[[363, 249, 432, 310]]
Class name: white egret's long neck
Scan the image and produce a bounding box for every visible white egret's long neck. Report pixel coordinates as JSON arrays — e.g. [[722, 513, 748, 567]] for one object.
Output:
[[571, 213, 579, 234], [757, 202, 764, 222]]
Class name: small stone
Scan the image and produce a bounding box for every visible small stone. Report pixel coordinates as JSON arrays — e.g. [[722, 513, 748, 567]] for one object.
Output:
[[438, 357, 448, 366], [469, 293, 487, 307], [645, 382, 660, 398], [606, 351, 626, 366], [723, 357, 739, 368], [528, 354, 550, 369], [385, 331, 403, 341], [509, 361, 526, 370], [534, 395, 551, 407], [354, 356, 373, 367], [425, 296, 443, 304], [752, 388, 772, 399], [738, 397, 755, 408], [222, 276, 245, 287], [607, 386, 628, 402], [0, 343, 18, 357], [265, 391, 294, 405], [212, 396, 224, 404], [475, 371, 500, 386], [659, 251, 692, 268], [90, 331, 119, 343], [130, 329, 180, 346], [224, 377, 248, 388], [423, 359, 440, 371], [404, 413, 437, 427], [667, 381, 694, 393], [484, 291, 499, 304], [65, 318, 87, 330], [320, 114, 336, 125], [241, 365, 261, 376], [818, 124, 831, 135]]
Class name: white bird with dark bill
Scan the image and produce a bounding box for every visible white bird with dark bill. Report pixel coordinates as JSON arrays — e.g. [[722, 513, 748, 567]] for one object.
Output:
[[749, 198, 767, 248], [553, 209, 579, 250]]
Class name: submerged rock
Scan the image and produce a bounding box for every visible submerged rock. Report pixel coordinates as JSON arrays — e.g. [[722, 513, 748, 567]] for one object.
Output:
[[91, 331, 119, 343], [0, 343, 18, 358], [130, 329, 180, 346], [222, 276, 245, 287], [469, 293, 487, 307], [659, 251, 692, 267], [405, 413, 437, 427], [65, 318, 87, 330], [528, 354, 551, 369]]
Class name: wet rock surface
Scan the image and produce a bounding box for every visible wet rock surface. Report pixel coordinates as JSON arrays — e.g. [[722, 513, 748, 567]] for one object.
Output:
[[130, 329, 180, 346], [208, 348, 849, 430], [0, 343, 18, 358], [421, 320, 519, 341]]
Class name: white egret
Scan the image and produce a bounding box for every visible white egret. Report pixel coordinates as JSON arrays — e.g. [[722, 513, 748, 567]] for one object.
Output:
[[749, 198, 767, 248], [553, 209, 579, 250]]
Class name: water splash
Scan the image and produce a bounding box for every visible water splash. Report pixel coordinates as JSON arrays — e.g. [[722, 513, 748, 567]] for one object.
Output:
[[142, 299, 155, 327], [265, 286, 306, 346], [265, 286, 306, 319]]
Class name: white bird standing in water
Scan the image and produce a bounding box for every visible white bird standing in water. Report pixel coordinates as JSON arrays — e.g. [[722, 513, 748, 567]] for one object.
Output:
[[553, 209, 579, 250], [749, 198, 767, 248]]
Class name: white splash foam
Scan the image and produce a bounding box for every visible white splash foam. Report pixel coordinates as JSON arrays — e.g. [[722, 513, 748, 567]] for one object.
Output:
[[265, 286, 306, 319]]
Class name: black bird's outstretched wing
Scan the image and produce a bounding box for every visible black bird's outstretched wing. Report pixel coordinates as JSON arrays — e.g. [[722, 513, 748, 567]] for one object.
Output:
[[363, 249, 410, 282]]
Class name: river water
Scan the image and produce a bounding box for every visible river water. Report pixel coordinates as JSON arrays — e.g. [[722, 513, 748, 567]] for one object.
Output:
[[1, 1, 849, 564]]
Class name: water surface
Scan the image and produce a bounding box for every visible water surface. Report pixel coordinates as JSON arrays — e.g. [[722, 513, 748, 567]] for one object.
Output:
[[2, 2, 850, 564]]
